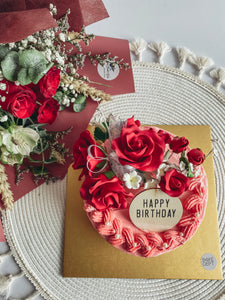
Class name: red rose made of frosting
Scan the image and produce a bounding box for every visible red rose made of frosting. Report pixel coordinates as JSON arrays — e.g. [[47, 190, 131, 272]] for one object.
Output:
[[80, 174, 133, 211], [170, 136, 189, 153], [157, 129, 172, 144], [159, 169, 190, 197], [187, 148, 205, 166], [39, 67, 60, 98], [0, 80, 36, 119], [37, 98, 59, 124], [73, 130, 107, 179], [73, 130, 97, 169], [111, 117, 165, 172]]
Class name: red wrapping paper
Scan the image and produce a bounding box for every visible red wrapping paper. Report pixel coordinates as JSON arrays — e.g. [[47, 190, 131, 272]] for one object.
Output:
[[0, 0, 109, 42], [0, 9, 57, 43]]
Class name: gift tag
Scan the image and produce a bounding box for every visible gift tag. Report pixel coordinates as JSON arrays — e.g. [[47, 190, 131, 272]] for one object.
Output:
[[129, 189, 183, 232]]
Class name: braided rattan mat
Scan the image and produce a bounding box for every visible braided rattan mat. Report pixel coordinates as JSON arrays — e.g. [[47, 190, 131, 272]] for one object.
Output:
[[2, 62, 225, 300]]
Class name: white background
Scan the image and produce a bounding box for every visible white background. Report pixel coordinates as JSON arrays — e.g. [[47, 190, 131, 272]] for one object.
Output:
[[1, 0, 225, 298]]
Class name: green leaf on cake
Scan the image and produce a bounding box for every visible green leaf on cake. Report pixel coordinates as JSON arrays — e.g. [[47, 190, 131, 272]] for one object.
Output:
[[1, 51, 20, 82], [94, 126, 109, 142], [103, 170, 115, 179], [179, 154, 194, 178], [187, 169, 194, 178], [96, 160, 106, 169]]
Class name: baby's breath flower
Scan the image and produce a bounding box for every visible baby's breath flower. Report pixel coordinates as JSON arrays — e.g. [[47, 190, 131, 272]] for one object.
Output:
[[45, 39, 52, 47], [21, 39, 28, 47], [0, 83, 7, 91], [8, 42, 15, 49], [59, 33, 66, 42], [0, 116, 8, 122]]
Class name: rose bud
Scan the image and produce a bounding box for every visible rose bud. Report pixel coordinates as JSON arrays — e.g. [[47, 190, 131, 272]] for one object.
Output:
[[187, 148, 205, 166], [170, 136, 189, 153], [159, 169, 190, 197], [158, 130, 172, 144]]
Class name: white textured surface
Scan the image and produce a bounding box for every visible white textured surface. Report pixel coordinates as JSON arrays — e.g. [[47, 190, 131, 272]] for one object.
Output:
[[87, 0, 225, 68], [1, 62, 225, 299]]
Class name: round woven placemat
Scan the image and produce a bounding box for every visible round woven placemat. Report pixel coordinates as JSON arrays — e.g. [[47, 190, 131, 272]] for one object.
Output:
[[2, 61, 225, 300]]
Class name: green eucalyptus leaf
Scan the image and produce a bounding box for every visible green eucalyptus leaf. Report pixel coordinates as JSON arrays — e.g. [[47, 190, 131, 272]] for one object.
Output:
[[28, 62, 54, 84], [45, 62, 54, 73], [53, 91, 63, 102], [103, 170, 115, 179], [73, 98, 87, 112], [1, 51, 20, 82], [0, 45, 10, 61], [59, 105, 66, 111], [17, 68, 32, 85], [75, 94, 86, 104], [19, 49, 47, 68]]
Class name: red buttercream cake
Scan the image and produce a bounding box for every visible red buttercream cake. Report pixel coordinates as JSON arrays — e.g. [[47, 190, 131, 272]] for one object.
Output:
[[73, 115, 208, 257]]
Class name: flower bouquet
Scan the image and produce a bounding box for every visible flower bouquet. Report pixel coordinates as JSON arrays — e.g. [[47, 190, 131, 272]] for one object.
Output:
[[0, 5, 129, 210]]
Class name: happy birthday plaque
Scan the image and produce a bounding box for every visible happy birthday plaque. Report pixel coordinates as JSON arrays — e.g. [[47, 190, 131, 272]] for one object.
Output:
[[129, 189, 183, 232]]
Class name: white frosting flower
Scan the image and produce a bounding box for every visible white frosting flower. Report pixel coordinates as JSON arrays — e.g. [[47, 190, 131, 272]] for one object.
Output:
[[1, 126, 39, 156], [194, 167, 202, 177], [156, 163, 169, 181], [123, 171, 142, 189], [144, 179, 157, 190], [179, 161, 186, 172]]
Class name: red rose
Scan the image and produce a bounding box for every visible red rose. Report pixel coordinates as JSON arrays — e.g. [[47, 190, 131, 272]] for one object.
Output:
[[37, 98, 59, 124], [170, 136, 189, 153], [0, 80, 36, 119], [126, 116, 141, 128], [80, 174, 133, 211], [159, 169, 190, 197], [73, 131, 96, 169], [111, 118, 165, 172], [73, 131, 106, 178], [158, 129, 172, 144], [187, 148, 205, 165], [39, 67, 60, 98]]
